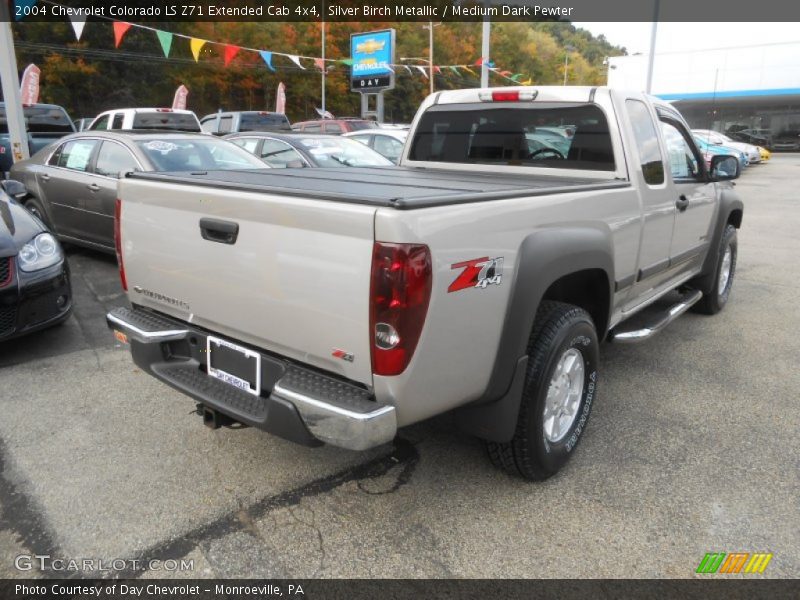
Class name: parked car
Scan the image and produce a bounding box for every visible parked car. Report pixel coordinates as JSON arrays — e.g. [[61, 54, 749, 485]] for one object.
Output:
[[226, 132, 393, 168], [108, 86, 742, 481], [770, 130, 800, 152], [291, 118, 378, 134], [200, 111, 291, 135], [693, 136, 746, 170], [73, 118, 94, 132], [0, 103, 75, 176], [87, 108, 202, 133], [10, 132, 267, 252], [343, 129, 408, 163], [727, 127, 770, 147], [0, 179, 71, 342], [692, 129, 761, 164]]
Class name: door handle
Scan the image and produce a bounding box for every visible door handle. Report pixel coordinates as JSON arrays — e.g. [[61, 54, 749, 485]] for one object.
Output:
[[41, 174, 50, 181], [676, 195, 689, 212], [199, 218, 239, 245], [87, 183, 100, 192]]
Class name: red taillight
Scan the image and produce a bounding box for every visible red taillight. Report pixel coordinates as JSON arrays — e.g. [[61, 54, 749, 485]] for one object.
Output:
[[156, 108, 173, 112], [492, 91, 520, 102], [369, 242, 432, 377], [114, 199, 127, 291]]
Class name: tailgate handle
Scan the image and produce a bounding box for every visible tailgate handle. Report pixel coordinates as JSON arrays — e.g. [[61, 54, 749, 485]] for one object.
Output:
[[200, 218, 239, 245]]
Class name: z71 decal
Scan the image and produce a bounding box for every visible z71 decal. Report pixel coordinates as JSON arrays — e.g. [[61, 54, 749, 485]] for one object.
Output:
[[448, 256, 504, 293]]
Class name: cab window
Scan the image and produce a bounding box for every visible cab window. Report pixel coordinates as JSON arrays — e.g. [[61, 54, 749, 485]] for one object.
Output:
[[660, 121, 701, 181], [94, 141, 139, 177]]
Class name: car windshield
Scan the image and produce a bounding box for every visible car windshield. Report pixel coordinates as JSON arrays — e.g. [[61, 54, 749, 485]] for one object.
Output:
[[136, 138, 267, 171], [131, 112, 201, 132], [297, 137, 393, 167], [0, 106, 74, 133], [239, 113, 291, 131]]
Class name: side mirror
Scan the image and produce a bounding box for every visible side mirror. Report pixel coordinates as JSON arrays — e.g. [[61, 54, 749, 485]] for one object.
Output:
[[1, 179, 27, 199], [709, 155, 740, 181]]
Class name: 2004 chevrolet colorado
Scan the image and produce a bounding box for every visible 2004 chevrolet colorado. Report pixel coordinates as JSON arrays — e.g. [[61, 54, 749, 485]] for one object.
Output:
[[107, 87, 743, 480]]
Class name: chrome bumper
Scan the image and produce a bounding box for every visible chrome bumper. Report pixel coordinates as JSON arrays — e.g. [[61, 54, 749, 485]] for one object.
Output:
[[107, 306, 396, 451]]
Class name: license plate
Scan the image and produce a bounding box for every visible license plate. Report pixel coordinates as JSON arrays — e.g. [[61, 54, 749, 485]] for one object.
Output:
[[206, 335, 261, 396]]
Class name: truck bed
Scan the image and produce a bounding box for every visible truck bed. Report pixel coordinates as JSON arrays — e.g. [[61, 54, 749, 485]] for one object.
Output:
[[128, 167, 630, 210]]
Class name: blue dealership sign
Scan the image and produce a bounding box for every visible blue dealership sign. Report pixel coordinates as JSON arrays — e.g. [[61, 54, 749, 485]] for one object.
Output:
[[350, 29, 396, 92]]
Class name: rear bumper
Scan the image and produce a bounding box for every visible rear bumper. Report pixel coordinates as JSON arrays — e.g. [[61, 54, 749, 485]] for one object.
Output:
[[106, 305, 396, 451]]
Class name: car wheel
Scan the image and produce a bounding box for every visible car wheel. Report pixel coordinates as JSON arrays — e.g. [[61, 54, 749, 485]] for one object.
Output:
[[23, 197, 52, 229], [693, 224, 737, 315], [486, 301, 599, 481]]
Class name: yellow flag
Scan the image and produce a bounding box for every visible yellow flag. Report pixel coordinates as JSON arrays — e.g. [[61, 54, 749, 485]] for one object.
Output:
[[190, 38, 206, 62], [522, 78, 533, 86]]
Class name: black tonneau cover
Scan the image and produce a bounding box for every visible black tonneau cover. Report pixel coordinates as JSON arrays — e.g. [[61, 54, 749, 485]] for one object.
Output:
[[128, 167, 630, 209]]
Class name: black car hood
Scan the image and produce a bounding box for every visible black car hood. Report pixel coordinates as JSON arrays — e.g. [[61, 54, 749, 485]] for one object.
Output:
[[0, 195, 44, 257]]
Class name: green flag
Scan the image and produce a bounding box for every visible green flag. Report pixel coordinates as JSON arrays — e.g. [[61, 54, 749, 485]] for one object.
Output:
[[156, 30, 173, 58]]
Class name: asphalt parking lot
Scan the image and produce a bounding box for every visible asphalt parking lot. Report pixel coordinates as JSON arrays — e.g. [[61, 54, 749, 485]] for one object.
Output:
[[1, 156, 798, 579]]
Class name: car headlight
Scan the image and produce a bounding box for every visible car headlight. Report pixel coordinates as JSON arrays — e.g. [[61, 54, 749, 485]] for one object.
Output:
[[18, 233, 63, 272]]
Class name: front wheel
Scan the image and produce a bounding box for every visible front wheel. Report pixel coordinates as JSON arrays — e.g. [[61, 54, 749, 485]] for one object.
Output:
[[693, 224, 737, 315], [23, 197, 53, 229], [487, 301, 599, 481]]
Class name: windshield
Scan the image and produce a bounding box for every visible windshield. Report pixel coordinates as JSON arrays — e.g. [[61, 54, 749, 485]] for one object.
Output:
[[409, 104, 615, 171], [297, 137, 393, 167], [131, 112, 201, 132], [239, 113, 291, 132], [0, 106, 74, 133], [136, 138, 267, 171]]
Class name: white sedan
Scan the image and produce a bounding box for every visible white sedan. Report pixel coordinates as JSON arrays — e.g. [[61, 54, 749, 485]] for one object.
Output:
[[343, 129, 409, 164]]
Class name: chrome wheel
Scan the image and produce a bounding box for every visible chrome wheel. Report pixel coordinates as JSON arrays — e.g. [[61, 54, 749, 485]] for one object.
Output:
[[718, 245, 733, 296], [543, 348, 585, 443]]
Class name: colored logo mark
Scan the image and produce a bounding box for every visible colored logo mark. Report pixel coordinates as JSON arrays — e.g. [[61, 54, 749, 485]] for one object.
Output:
[[696, 552, 773, 574]]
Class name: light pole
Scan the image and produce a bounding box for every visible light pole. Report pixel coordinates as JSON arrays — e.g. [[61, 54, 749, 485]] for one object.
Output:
[[646, 0, 661, 94], [421, 22, 440, 95], [563, 45, 575, 86]]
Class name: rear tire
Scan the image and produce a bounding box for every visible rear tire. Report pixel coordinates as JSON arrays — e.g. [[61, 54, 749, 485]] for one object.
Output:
[[693, 224, 737, 315], [487, 301, 599, 481]]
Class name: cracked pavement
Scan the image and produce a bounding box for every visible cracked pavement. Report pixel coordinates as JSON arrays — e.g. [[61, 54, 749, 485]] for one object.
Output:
[[0, 156, 798, 579]]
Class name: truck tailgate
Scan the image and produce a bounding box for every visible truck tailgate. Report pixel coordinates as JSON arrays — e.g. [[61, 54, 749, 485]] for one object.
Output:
[[117, 176, 376, 386]]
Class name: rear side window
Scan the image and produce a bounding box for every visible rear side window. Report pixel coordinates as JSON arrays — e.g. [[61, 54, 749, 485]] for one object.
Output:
[[302, 123, 322, 133], [408, 104, 615, 171], [230, 137, 260, 153], [239, 113, 290, 131], [56, 139, 97, 171], [0, 106, 75, 133], [89, 115, 110, 131], [112, 113, 124, 129], [325, 122, 343, 134], [131, 112, 201, 132], [626, 100, 664, 185], [217, 116, 233, 133]]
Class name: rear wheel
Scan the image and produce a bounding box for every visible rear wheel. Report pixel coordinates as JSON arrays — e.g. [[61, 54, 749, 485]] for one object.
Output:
[[487, 301, 599, 481]]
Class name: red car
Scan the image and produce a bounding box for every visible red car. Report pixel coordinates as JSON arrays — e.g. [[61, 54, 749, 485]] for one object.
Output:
[[291, 118, 378, 135]]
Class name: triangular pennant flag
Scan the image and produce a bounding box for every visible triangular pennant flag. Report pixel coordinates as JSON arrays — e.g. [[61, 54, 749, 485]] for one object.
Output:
[[68, 15, 86, 40], [286, 55, 305, 70], [474, 58, 484, 66], [433, 66, 441, 74], [339, 58, 354, 66], [510, 74, 523, 81], [224, 45, 240, 67], [521, 79, 533, 86], [488, 61, 496, 68], [449, 66, 460, 74], [463, 66, 477, 76], [259, 51, 276, 71], [499, 70, 512, 77], [414, 65, 428, 78], [113, 22, 132, 48], [190, 38, 206, 62], [314, 58, 324, 71], [156, 30, 173, 58], [403, 65, 412, 74]]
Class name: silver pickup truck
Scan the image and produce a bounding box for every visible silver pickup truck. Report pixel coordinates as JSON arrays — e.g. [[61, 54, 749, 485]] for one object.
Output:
[[107, 87, 743, 480]]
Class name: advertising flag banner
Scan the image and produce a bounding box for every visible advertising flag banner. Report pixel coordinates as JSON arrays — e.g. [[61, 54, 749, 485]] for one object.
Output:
[[276, 82, 286, 114], [172, 85, 189, 110], [20, 63, 40, 104]]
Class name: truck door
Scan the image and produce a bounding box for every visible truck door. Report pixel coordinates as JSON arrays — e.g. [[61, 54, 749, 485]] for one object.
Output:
[[621, 98, 675, 307], [657, 113, 716, 279]]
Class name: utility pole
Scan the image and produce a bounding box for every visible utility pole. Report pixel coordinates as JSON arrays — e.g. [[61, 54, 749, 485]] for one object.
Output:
[[563, 45, 575, 86], [422, 22, 440, 95], [646, 0, 660, 94], [321, 1, 326, 114], [480, 19, 490, 88], [0, 3, 29, 167]]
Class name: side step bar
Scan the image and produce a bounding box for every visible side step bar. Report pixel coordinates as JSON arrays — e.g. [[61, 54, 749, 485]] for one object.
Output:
[[610, 290, 703, 344]]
